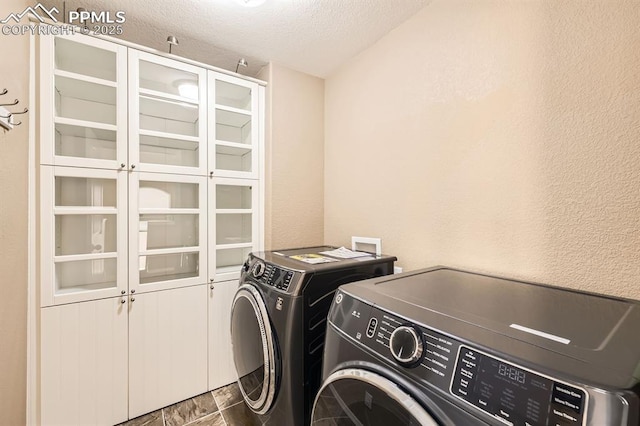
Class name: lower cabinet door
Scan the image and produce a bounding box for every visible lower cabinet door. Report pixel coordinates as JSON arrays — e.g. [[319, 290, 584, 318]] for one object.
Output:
[[41, 297, 128, 426], [128, 285, 208, 418], [208, 279, 239, 390]]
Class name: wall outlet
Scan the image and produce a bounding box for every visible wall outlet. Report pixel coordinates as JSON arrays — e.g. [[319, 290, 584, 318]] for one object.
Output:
[[394, 266, 403, 274]]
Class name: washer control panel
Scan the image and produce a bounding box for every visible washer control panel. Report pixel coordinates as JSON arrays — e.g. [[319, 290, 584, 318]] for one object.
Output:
[[243, 257, 296, 293], [329, 290, 588, 426]]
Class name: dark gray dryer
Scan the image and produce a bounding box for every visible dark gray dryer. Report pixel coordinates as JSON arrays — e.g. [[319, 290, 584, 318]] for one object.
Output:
[[313, 267, 640, 426], [230, 246, 396, 426]]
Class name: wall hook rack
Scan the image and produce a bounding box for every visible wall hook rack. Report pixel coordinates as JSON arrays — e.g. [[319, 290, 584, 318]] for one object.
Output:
[[0, 89, 28, 130]]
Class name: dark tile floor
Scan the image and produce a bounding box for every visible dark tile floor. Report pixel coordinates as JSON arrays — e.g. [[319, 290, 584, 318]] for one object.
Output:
[[120, 382, 262, 426]]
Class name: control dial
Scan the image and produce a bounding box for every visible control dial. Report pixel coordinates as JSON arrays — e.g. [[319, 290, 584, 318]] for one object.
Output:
[[252, 261, 266, 278], [389, 325, 423, 366]]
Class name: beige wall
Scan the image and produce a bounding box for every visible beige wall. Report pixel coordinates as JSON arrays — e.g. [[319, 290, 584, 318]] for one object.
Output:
[[325, 0, 640, 299], [259, 63, 325, 250], [0, 0, 30, 423]]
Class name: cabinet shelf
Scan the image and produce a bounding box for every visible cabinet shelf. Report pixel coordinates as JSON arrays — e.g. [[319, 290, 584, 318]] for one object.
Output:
[[216, 209, 253, 215], [54, 280, 117, 295], [54, 207, 118, 215], [55, 36, 117, 82], [54, 252, 117, 263], [216, 80, 251, 111], [55, 75, 117, 125], [139, 88, 199, 106], [216, 107, 251, 128], [215, 242, 253, 250], [55, 118, 117, 135], [138, 208, 200, 215], [140, 94, 199, 123], [140, 246, 200, 256], [55, 69, 117, 88]]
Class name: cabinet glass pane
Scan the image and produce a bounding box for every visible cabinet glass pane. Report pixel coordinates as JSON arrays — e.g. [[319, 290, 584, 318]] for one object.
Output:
[[216, 80, 251, 111], [139, 60, 200, 100], [55, 123, 117, 160], [55, 75, 116, 125], [55, 38, 117, 81], [140, 95, 199, 137], [216, 185, 252, 209], [139, 181, 199, 209], [216, 214, 252, 245], [55, 176, 117, 207], [56, 258, 117, 294], [139, 252, 199, 284], [55, 215, 116, 255], [216, 247, 252, 271], [216, 109, 251, 144], [216, 145, 252, 173], [139, 214, 198, 250], [140, 135, 199, 167]]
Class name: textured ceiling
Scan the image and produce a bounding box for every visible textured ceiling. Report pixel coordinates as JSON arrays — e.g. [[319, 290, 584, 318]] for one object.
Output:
[[41, 0, 429, 78]]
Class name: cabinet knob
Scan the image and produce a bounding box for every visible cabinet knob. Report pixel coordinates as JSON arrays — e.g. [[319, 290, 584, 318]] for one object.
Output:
[[121, 290, 126, 295], [209, 171, 214, 177], [120, 163, 126, 169], [120, 298, 126, 304], [130, 297, 136, 302], [210, 285, 214, 290], [131, 289, 136, 294], [130, 164, 136, 169]]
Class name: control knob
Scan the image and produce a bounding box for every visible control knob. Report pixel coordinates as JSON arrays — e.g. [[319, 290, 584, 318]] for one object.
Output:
[[389, 325, 423, 366], [252, 261, 266, 278]]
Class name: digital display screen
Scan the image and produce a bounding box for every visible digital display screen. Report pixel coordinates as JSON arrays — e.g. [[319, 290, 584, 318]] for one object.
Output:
[[451, 346, 585, 426]]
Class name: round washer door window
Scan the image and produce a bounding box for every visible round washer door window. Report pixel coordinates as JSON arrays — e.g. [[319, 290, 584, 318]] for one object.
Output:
[[311, 369, 439, 426], [230, 284, 278, 414]]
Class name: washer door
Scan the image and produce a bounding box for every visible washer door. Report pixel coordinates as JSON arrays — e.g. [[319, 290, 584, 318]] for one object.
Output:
[[230, 284, 278, 414], [311, 369, 439, 426]]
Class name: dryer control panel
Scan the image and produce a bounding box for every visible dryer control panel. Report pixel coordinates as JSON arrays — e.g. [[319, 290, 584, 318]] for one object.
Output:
[[329, 290, 588, 426]]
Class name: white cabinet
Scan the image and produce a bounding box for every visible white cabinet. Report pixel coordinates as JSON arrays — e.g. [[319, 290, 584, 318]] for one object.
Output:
[[39, 33, 127, 170], [38, 32, 264, 424], [129, 50, 207, 175], [40, 166, 128, 306], [208, 279, 240, 390], [41, 298, 128, 426], [210, 178, 260, 282], [129, 173, 208, 293], [208, 72, 260, 179], [129, 285, 208, 418]]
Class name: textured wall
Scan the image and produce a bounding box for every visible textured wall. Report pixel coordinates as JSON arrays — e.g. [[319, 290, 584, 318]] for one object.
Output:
[[325, 0, 640, 299], [260, 63, 325, 250], [0, 0, 30, 423]]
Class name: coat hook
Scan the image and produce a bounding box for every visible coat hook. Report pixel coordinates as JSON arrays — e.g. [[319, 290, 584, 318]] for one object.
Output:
[[0, 89, 7, 96], [0, 99, 18, 107], [11, 107, 28, 115]]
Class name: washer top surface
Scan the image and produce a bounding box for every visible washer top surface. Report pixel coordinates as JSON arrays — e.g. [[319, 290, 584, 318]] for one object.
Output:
[[341, 267, 640, 387], [252, 246, 397, 272]]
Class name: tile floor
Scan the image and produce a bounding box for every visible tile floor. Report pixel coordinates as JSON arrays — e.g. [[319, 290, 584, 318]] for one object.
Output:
[[119, 382, 262, 426]]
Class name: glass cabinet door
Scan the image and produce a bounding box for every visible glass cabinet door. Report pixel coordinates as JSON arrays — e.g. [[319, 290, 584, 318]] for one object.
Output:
[[129, 50, 207, 175], [208, 72, 259, 179], [40, 34, 127, 169], [129, 173, 208, 293], [209, 178, 259, 282], [40, 166, 128, 306]]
